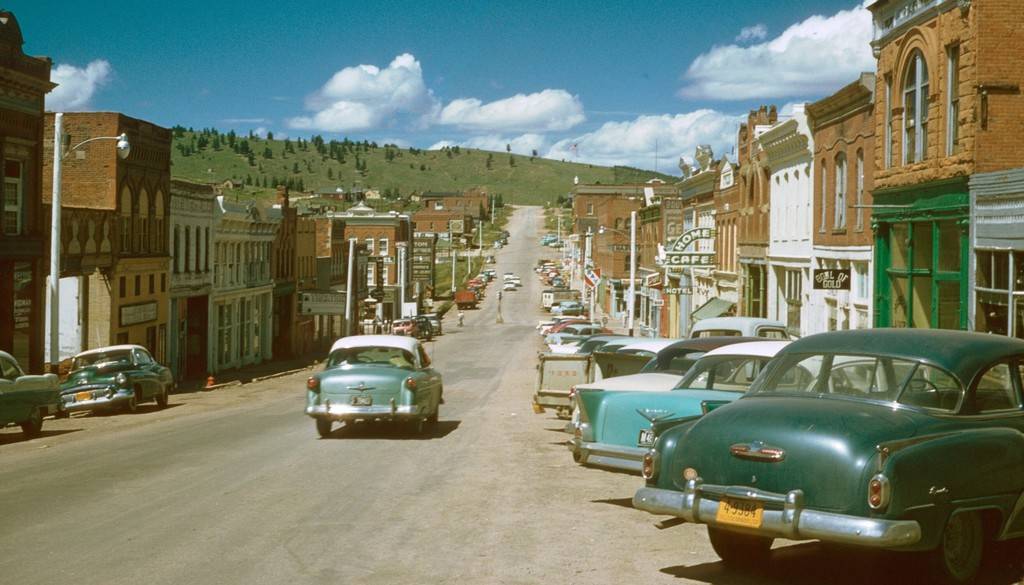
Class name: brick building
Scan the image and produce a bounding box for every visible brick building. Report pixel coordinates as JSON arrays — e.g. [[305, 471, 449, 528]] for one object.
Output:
[[0, 10, 53, 373], [42, 112, 172, 366], [736, 106, 778, 318], [673, 150, 723, 336], [167, 179, 215, 382], [294, 213, 318, 356], [420, 188, 490, 220], [335, 201, 413, 321], [712, 159, 741, 312], [412, 208, 474, 236], [808, 73, 877, 333], [270, 187, 297, 359]]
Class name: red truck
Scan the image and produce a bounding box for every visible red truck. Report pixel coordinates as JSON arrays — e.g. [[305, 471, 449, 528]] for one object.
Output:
[[454, 289, 478, 310]]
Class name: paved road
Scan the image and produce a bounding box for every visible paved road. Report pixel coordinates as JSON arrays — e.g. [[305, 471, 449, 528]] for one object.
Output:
[[2, 206, 1022, 585]]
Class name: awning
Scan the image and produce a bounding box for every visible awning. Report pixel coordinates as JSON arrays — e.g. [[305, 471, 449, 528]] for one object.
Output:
[[691, 297, 736, 322]]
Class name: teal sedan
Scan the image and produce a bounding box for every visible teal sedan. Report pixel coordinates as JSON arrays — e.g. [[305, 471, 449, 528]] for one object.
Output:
[[60, 345, 172, 414], [0, 351, 61, 437], [305, 335, 442, 438], [634, 329, 1024, 585], [571, 340, 788, 473]]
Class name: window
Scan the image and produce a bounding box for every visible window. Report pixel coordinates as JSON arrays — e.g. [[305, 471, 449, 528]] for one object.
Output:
[[120, 186, 132, 253], [885, 219, 963, 329], [885, 76, 893, 169], [975, 362, 1019, 412], [119, 276, 126, 298], [586, 202, 594, 215], [184, 227, 192, 272], [149, 274, 155, 294], [379, 238, 389, 256], [365, 238, 374, 254], [134, 275, 141, 296], [173, 227, 181, 273], [834, 153, 847, 230], [947, 45, 961, 156], [819, 160, 828, 233], [855, 150, 865, 232], [3, 160, 23, 236], [138, 189, 149, 253], [903, 51, 930, 165], [153, 191, 165, 253], [975, 251, 1024, 337], [161, 273, 166, 292]]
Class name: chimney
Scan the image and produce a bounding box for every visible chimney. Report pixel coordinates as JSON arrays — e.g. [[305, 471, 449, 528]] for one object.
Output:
[[276, 185, 289, 208]]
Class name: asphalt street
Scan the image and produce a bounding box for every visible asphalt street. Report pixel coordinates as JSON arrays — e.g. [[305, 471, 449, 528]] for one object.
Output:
[[2, 206, 1022, 585]]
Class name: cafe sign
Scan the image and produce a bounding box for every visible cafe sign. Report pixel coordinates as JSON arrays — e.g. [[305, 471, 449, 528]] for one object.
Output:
[[664, 227, 716, 268], [813, 269, 851, 290]]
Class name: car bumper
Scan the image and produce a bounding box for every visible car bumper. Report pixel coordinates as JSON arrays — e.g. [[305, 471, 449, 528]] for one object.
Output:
[[533, 390, 570, 409], [306, 401, 425, 422], [632, 480, 921, 549], [568, 438, 645, 473], [61, 387, 132, 413]]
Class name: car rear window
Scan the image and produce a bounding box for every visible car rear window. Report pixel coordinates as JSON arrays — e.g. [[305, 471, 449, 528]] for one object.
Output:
[[327, 347, 416, 369], [755, 352, 964, 412]]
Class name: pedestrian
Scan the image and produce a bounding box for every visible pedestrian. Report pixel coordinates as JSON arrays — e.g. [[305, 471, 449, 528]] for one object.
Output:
[[457, 311, 465, 327]]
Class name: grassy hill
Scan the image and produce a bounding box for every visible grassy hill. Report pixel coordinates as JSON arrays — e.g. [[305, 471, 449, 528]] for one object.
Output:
[[169, 128, 678, 206]]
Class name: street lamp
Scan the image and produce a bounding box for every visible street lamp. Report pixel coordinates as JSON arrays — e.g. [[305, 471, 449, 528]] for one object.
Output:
[[598, 209, 637, 336], [49, 112, 130, 372]]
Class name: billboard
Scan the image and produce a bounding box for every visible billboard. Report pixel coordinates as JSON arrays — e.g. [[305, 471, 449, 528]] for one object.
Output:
[[412, 234, 437, 289]]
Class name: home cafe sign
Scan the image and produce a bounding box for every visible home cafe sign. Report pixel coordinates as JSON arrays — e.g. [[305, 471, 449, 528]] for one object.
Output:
[[663, 227, 716, 267]]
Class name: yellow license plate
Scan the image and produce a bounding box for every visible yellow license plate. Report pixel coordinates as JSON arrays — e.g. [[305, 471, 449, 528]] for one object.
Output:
[[75, 391, 92, 402], [716, 497, 764, 528]]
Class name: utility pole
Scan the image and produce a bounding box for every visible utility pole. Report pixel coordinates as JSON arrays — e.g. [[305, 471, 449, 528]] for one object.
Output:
[[628, 210, 637, 336], [450, 227, 456, 293], [345, 238, 355, 336]]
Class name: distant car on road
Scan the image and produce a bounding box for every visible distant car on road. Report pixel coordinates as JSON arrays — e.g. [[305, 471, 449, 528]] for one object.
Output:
[[420, 313, 443, 336], [59, 345, 173, 414], [503, 282, 517, 291], [305, 335, 442, 437], [0, 351, 61, 438]]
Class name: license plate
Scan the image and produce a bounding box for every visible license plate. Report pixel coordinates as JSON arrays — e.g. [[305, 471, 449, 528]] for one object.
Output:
[[351, 395, 372, 406], [75, 391, 92, 402], [716, 497, 764, 528], [637, 429, 655, 447]]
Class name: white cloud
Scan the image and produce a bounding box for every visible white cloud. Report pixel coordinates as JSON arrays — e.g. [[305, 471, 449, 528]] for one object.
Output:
[[288, 53, 440, 132], [437, 89, 585, 133], [46, 60, 112, 111], [430, 133, 548, 155], [252, 127, 269, 138], [680, 2, 873, 100], [545, 110, 739, 173], [735, 24, 768, 43]]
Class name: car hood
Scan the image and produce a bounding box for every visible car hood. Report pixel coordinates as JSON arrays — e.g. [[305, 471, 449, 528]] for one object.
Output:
[[60, 366, 125, 390], [579, 387, 741, 447], [670, 396, 926, 513]]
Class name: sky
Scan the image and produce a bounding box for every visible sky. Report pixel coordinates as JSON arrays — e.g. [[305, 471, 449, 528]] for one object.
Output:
[[14, 0, 875, 174]]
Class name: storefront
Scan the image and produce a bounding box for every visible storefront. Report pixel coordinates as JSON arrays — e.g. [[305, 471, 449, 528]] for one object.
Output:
[[971, 168, 1024, 336], [873, 179, 969, 329]]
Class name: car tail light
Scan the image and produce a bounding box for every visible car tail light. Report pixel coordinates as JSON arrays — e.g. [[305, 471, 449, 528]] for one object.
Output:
[[868, 474, 890, 510], [306, 377, 320, 393], [405, 377, 417, 390], [568, 385, 577, 400], [641, 451, 656, 480]]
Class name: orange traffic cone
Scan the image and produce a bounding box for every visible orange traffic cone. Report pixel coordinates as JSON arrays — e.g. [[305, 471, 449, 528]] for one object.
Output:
[[205, 375, 216, 390]]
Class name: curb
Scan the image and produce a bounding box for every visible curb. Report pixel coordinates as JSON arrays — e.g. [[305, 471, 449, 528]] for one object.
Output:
[[252, 367, 311, 383]]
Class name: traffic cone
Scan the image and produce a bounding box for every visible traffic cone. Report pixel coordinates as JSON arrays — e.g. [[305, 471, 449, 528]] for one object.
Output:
[[205, 375, 216, 390]]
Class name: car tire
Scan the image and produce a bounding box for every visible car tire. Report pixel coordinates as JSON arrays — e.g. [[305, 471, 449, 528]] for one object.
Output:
[[410, 418, 425, 435], [427, 407, 439, 424], [555, 406, 572, 420], [19, 408, 43, 438], [155, 385, 169, 408], [707, 526, 773, 567], [927, 511, 984, 585], [316, 418, 333, 438], [123, 391, 138, 414]]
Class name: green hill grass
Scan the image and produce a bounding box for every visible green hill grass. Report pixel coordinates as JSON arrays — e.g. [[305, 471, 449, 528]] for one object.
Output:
[[169, 128, 678, 206]]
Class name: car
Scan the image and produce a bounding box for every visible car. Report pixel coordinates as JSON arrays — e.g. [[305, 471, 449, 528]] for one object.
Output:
[[545, 324, 612, 347], [412, 315, 435, 340], [503, 282, 517, 291], [689, 316, 790, 339], [305, 335, 442, 438], [552, 301, 586, 317], [537, 317, 589, 336], [633, 329, 1024, 585], [571, 340, 787, 473], [59, 345, 173, 414], [420, 313, 443, 336], [0, 351, 61, 438], [591, 339, 681, 379], [393, 319, 418, 337]]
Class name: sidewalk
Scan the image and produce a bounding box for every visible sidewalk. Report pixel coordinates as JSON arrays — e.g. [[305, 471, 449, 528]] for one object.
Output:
[[175, 355, 317, 393]]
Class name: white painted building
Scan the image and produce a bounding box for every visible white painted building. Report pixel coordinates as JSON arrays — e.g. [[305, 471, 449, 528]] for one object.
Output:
[[208, 196, 279, 373], [760, 105, 815, 337]]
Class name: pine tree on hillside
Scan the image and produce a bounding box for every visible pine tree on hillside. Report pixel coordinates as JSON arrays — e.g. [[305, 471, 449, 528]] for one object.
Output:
[[267, 131, 274, 140], [486, 153, 493, 170]]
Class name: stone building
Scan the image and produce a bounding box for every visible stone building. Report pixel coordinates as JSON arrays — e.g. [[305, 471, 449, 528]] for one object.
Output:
[[167, 179, 215, 382], [270, 187, 297, 359], [42, 112, 172, 365], [673, 150, 723, 336], [209, 196, 278, 373], [334, 201, 412, 321], [0, 10, 52, 372], [294, 213, 318, 356], [808, 73, 877, 333], [736, 106, 778, 318], [712, 158, 741, 312], [760, 105, 815, 337]]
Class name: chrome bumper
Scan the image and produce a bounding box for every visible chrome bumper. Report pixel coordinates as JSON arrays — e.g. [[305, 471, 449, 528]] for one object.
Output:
[[306, 401, 423, 421], [534, 390, 570, 409], [61, 388, 131, 413], [569, 438, 645, 473], [633, 480, 922, 549]]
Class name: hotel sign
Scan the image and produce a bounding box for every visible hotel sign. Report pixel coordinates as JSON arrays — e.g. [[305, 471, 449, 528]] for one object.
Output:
[[813, 269, 851, 290]]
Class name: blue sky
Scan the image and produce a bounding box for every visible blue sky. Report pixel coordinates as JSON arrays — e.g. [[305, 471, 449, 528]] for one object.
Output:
[[15, 0, 873, 173]]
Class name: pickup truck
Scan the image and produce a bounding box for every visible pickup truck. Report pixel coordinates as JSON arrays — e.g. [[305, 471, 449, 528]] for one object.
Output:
[[533, 352, 593, 419], [454, 290, 478, 310]]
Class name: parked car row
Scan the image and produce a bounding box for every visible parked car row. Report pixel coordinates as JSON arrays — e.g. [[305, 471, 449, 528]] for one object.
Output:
[[1, 344, 175, 439], [532, 321, 1024, 584]]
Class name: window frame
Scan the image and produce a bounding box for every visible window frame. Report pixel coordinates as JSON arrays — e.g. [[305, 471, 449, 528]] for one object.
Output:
[[834, 152, 847, 230], [3, 160, 24, 236], [902, 51, 930, 165], [946, 44, 961, 157]]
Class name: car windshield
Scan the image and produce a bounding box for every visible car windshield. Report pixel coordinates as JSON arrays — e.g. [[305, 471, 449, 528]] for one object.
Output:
[[326, 346, 417, 369], [640, 349, 706, 375], [72, 350, 133, 371], [674, 355, 770, 393], [752, 352, 964, 412]]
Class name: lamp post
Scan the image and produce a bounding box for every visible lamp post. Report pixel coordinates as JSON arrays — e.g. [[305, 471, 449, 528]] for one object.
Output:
[[48, 112, 130, 372], [598, 210, 637, 336]]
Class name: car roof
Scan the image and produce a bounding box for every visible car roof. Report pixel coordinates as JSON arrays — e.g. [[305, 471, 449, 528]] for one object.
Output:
[[660, 336, 763, 353], [784, 329, 1024, 383], [0, 350, 18, 364], [74, 344, 147, 357], [330, 335, 420, 354], [619, 339, 681, 353], [702, 340, 791, 358], [692, 317, 787, 331]]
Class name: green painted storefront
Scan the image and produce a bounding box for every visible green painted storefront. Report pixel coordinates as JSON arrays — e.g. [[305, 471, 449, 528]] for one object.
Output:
[[873, 178, 970, 330]]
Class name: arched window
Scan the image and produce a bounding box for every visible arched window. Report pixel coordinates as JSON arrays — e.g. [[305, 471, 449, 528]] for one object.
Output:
[[903, 50, 929, 164], [120, 186, 132, 253], [138, 189, 150, 253], [834, 152, 847, 230], [856, 149, 865, 231], [173, 226, 181, 273], [819, 160, 828, 234], [184, 226, 192, 272], [153, 190, 165, 253]]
